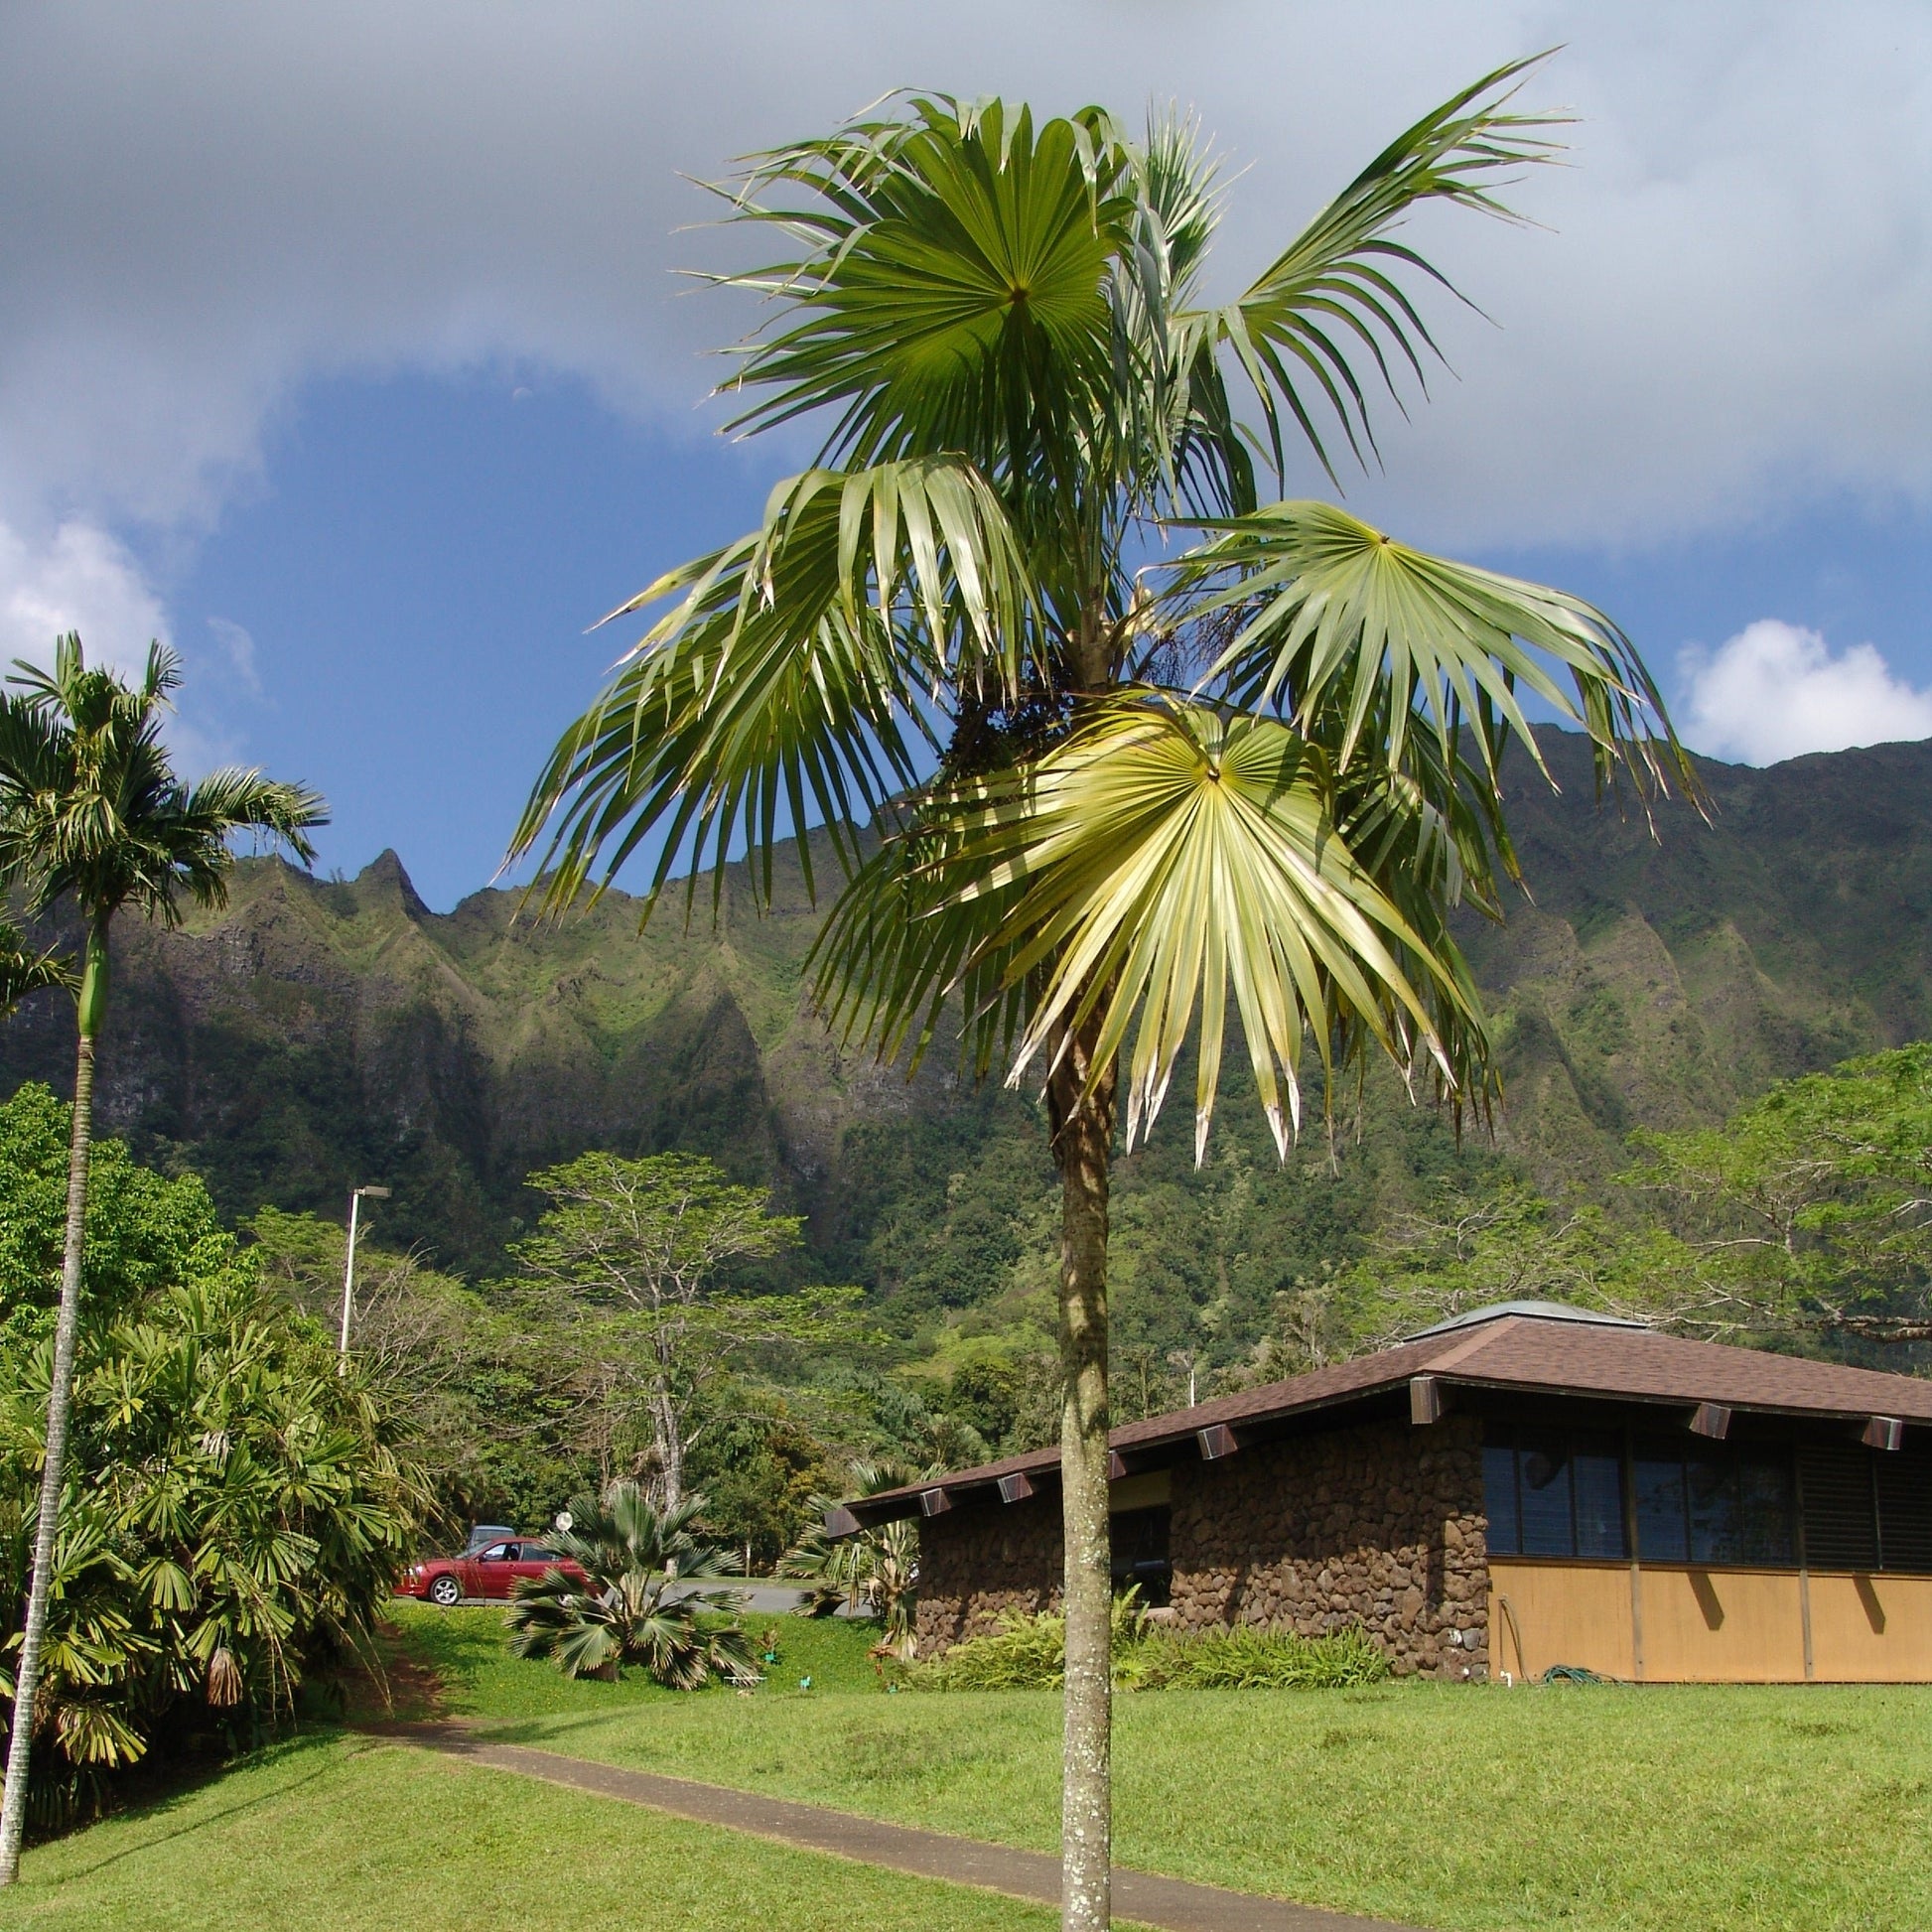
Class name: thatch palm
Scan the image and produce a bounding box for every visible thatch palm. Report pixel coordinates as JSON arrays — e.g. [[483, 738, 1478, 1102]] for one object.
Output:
[[510, 62, 1691, 1929], [507, 1483, 755, 1688], [0, 635, 325, 1883]]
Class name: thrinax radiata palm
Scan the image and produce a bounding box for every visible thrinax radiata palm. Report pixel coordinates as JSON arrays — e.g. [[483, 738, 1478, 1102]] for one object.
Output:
[[510, 60, 1692, 1931], [0, 636, 326, 1884]]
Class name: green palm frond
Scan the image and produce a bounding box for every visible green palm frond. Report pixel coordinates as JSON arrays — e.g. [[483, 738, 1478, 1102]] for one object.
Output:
[[1172, 500, 1694, 797], [0, 635, 326, 931], [716, 97, 1134, 479], [0, 923, 70, 1015], [1205, 53, 1566, 486], [509, 459, 1038, 917]]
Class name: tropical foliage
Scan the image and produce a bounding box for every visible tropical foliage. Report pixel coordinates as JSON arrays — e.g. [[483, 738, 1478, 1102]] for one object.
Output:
[[1621, 1042, 1932, 1345], [1302, 1044, 1932, 1360], [903, 1590, 1388, 1692], [506, 1482, 755, 1689], [512, 1153, 859, 1510], [0, 1259, 421, 1831], [0, 635, 325, 1877], [779, 1458, 924, 1653]]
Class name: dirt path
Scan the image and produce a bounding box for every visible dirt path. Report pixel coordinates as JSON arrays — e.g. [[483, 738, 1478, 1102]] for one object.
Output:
[[386, 1722, 1424, 1932]]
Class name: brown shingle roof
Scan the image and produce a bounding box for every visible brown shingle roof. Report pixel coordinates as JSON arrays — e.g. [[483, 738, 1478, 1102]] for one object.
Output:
[[840, 1309, 1932, 1528]]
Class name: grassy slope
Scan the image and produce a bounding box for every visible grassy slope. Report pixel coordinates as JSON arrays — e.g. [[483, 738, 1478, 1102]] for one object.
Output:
[[0, 1732, 1050, 1932], [510, 1682, 1932, 1929], [385, 1609, 1930, 1932]]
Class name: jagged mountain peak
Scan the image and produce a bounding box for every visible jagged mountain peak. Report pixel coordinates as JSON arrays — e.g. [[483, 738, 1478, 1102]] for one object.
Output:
[[355, 849, 432, 922]]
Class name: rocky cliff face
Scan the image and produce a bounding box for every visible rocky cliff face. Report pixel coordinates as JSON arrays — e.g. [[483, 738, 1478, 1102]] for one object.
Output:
[[2, 728, 1927, 1278]]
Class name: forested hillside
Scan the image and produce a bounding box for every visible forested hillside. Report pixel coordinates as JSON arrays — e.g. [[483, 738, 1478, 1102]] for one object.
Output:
[[2, 726, 1927, 1370]]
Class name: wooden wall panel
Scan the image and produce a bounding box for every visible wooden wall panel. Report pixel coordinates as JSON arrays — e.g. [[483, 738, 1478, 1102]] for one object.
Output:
[[1488, 1561, 1635, 1680], [1809, 1574, 1932, 1681], [1637, 1569, 1807, 1682]]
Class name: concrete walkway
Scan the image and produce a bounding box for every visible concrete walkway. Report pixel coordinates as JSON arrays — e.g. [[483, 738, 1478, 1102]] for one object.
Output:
[[393, 1723, 1422, 1932]]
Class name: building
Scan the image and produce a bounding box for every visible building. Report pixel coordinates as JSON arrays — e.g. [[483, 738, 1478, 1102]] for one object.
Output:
[[830, 1304, 1932, 1682]]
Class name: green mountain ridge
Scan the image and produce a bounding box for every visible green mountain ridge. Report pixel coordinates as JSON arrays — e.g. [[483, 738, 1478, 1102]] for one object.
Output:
[[1, 726, 1927, 1361]]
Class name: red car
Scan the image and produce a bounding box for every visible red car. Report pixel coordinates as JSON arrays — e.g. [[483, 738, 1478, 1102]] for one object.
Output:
[[395, 1539, 586, 1607]]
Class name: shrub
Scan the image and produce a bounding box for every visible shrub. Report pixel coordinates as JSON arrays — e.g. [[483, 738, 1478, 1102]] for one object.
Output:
[[0, 1275, 424, 1832], [906, 1592, 1388, 1693], [507, 1483, 756, 1690], [1124, 1621, 1389, 1690], [908, 1591, 1145, 1691]]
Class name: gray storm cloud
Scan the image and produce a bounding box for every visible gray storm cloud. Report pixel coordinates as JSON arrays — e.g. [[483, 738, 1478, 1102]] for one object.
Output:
[[0, 0, 1926, 567]]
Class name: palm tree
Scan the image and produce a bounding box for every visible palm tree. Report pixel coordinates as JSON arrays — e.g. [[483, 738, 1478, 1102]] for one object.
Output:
[[780, 1459, 925, 1655], [0, 635, 325, 1883], [0, 926, 69, 1017], [509, 63, 1692, 1930], [507, 1482, 755, 1688]]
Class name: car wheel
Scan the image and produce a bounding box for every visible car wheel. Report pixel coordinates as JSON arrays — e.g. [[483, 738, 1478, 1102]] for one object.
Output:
[[428, 1574, 463, 1607]]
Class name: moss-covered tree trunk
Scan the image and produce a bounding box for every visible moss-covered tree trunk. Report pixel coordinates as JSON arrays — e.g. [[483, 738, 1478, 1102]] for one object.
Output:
[[1049, 1014, 1116, 1932], [0, 925, 103, 1883]]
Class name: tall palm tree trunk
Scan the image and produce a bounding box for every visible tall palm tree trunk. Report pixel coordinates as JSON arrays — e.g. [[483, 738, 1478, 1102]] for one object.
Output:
[[1049, 1018, 1117, 1932], [0, 928, 102, 1884]]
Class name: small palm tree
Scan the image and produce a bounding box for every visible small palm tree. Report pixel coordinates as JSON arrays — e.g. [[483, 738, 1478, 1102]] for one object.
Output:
[[511, 65, 1695, 1928], [508, 1483, 756, 1689], [780, 1460, 923, 1655], [0, 926, 69, 1017], [0, 635, 325, 1883]]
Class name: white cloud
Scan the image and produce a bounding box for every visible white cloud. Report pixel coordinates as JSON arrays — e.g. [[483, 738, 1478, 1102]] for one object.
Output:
[[206, 617, 262, 696], [0, 0, 1924, 559], [1678, 620, 1932, 764], [0, 518, 245, 774], [0, 518, 169, 677]]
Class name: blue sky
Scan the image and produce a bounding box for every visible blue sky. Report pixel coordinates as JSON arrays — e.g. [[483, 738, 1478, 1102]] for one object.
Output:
[[154, 370, 1932, 909], [2, 3, 1927, 909]]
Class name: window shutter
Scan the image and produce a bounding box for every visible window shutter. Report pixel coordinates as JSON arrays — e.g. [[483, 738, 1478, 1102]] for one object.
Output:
[[1799, 1449, 1878, 1571]]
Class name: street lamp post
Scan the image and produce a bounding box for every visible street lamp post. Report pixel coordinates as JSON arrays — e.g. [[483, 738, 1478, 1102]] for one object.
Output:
[[339, 1184, 391, 1363]]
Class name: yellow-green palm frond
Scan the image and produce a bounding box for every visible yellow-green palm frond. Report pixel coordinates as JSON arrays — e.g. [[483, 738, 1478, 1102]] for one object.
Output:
[[912, 696, 1481, 1161], [1172, 500, 1695, 802]]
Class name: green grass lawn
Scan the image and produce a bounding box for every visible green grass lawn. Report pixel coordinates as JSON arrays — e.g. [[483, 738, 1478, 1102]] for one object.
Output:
[[446, 1601, 1932, 1932], [376, 1597, 885, 1718], [8, 1597, 1930, 1931], [0, 1728, 1051, 1931]]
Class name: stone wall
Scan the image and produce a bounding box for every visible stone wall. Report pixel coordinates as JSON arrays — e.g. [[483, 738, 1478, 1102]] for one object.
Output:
[[914, 1414, 1490, 1680], [1166, 1414, 1489, 1680], [913, 1488, 1062, 1658]]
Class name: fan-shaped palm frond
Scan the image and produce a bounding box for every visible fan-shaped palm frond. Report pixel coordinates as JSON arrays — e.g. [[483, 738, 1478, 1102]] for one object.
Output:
[[716, 97, 1135, 483], [1171, 500, 1694, 798], [933, 698, 1486, 1157], [508, 460, 1039, 917], [507, 1483, 754, 1689]]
